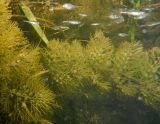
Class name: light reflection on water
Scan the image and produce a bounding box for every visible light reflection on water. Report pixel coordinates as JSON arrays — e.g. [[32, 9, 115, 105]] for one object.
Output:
[[27, 0, 160, 47]]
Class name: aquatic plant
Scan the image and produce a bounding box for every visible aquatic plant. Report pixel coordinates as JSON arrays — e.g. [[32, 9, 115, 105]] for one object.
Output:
[[3, 1, 160, 124], [42, 31, 112, 123], [19, 1, 49, 45], [0, 1, 54, 123], [128, 0, 141, 42], [43, 30, 160, 123]]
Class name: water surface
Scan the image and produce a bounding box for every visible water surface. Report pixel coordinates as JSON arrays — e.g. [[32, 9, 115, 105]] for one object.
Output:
[[26, 0, 160, 48]]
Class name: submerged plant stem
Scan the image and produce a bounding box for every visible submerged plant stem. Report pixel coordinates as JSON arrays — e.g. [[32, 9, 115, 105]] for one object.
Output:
[[129, 18, 136, 42]]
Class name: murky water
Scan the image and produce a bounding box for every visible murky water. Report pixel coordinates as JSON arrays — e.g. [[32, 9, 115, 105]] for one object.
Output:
[[23, 0, 160, 48]]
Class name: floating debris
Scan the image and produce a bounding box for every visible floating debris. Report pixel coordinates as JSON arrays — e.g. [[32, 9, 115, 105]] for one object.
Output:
[[63, 3, 77, 10], [118, 33, 128, 37], [91, 23, 100, 26], [24, 20, 40, 25], [63, 20, 81, 25]]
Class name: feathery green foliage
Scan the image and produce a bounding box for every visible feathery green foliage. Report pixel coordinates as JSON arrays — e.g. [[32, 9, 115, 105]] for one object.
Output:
[[43, 30, 160, 124], [0, 1, 54, 123], [42, 31, 111, 123], [43, 39, 108, 97], [1, 0, 160, 124]]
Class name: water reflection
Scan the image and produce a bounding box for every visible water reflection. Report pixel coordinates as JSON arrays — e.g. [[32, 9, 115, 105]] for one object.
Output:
[[23, 0, 160, 47], [62, 3, 77, 10], [120, 9, 149, 20], [52, 26, 70, 31], [23, 20, 40, 25], [118, 33, 128, 37], [108, 12, 125, 23], [78, 13, 87, 17], [141, 21, 160, 27], [90, 23, 101, 26], [63, 20, 81, 25]]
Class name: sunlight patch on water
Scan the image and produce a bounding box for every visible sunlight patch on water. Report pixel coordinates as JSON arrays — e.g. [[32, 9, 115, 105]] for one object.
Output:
[[120, 9, 148, 19], [141, 22, 160, 27], [62, 3, 77, 10], [118, 33, 128, 37], [63, 20, 81, 25], [52, 26, 70, 30], [91, 23, 101, 26], [24, 20, 40, 25], [25, 0, 160, 44], [78, 13, 88, 17]]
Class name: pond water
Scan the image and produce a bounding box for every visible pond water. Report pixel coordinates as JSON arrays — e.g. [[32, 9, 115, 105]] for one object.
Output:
[[22, 0, 160, 48]]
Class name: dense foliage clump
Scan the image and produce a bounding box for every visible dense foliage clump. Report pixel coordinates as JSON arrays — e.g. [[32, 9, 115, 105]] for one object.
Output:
[[0, 1, 54, 124], [43, 31, 160, 124]]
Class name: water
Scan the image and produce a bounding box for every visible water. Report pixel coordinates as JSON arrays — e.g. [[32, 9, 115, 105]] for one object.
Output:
[[25, 0, 160, 48]]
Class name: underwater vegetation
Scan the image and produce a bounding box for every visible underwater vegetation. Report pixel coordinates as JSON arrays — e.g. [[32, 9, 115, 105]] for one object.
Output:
[[0, 0, 160, 124], [43, 30, 160, 124], [0, 1, 54, 124]]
